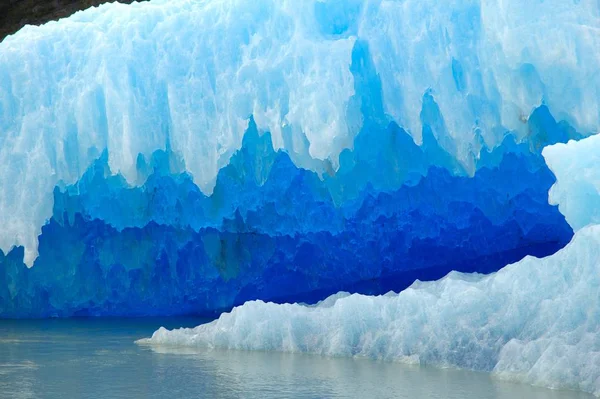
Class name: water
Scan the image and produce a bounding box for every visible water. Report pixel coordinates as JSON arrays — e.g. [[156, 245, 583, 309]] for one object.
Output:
[[0, 319, 593, 399]]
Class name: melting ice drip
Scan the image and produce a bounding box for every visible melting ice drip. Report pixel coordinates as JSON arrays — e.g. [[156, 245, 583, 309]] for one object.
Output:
[[142, 134, 600, 396]]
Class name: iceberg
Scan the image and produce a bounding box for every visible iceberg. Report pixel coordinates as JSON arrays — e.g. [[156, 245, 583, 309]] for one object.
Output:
[[2, 0, 599, 394]]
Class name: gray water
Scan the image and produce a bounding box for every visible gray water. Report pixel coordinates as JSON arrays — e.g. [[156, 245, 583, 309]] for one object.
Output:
[[0, 318, 593, 399]]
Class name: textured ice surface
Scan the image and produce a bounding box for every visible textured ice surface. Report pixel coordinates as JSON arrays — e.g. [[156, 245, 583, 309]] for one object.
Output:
[[0, 0, 598, 263], [0, 115, 574, 317], [0, 0, 582, 317], [141, 223, 600, 396]]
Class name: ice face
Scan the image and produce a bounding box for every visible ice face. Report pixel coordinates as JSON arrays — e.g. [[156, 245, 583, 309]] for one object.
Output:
[[140, 222, 600, 396], [0, 0, 598, 263], [0, 119, 574, 317], [0, 0, 589, 317]]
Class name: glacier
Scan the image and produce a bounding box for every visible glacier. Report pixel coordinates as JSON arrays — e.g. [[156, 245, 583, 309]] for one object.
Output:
[[140, 135, 600, 397]]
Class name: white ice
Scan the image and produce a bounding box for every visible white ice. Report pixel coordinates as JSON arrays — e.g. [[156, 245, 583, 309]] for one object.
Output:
[[0, 0, 599, 263], [543, 133, 600, 232]]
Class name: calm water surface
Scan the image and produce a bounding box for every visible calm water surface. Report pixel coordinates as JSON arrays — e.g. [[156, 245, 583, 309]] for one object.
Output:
[[0, 318, 593, 399]]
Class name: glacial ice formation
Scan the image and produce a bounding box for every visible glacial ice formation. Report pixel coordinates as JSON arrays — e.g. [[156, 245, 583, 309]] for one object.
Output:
[[1, 0, 597, 394], [0, 0, 598, 264], [141, 135, 600, 396]]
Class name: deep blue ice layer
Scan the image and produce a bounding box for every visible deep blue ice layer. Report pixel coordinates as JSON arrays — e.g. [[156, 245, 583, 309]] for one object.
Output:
[[0, 101, 577, 317], [0, 39, 583, 318]]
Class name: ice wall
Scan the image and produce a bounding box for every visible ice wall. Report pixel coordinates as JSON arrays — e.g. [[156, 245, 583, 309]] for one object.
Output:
[[0, 110, 575, 317], [0, 0, 598, 263]]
